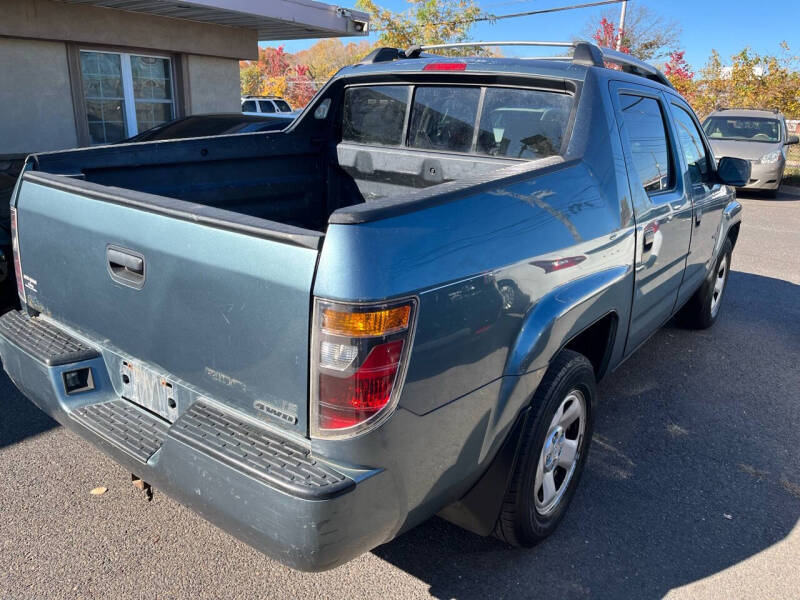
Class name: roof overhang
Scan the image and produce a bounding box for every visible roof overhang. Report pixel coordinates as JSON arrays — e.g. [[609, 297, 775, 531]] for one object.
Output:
[[56, 0, 370, 40]]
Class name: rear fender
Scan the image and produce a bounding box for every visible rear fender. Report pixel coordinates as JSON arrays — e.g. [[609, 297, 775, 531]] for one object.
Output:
[[481, 265, 631, 462]]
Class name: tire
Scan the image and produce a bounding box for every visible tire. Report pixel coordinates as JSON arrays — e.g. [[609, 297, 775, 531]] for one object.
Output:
[[494, 350, 595, 547], [679, 237, 733, 330]]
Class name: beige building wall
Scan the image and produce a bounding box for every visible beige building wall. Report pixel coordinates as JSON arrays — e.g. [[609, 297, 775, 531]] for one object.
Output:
[[1, 0, 257, 61], [0, 38, 78, 155], [185, 56, 242, 115]]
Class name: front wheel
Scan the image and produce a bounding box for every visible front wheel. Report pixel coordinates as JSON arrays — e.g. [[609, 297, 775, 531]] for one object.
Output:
[[680, 237, 733, 329], [495, 350, 595, 547]]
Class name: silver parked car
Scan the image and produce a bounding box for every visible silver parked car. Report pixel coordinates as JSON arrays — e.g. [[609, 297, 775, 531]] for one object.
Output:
[[703, 108, 799, 197]]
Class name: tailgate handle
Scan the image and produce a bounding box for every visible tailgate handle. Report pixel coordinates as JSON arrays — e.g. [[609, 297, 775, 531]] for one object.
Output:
[[107, 245, 145, 289]]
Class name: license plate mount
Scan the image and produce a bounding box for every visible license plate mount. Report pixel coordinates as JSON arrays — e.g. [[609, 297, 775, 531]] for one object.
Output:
[[120, 360, 177, 422]]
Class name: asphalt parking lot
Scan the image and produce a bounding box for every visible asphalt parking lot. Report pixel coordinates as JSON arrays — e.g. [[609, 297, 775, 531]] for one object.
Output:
[[1, 188, 798, 600]]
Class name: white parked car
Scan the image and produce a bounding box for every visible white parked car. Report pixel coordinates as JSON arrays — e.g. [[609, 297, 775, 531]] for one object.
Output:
[[241, 96, 299, 117]]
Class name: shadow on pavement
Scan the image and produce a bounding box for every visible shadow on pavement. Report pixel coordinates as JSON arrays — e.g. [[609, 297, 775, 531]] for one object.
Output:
[[0, 364, 59, 449], [743, 187, 800, 201], [372, 271, 800, 599]]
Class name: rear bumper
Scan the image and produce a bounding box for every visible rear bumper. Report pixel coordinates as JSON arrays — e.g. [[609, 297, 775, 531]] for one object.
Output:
[[0, 310, 391, 571]]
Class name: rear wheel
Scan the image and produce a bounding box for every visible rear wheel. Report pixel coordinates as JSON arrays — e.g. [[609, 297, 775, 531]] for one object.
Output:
[[495, 350, 595, 547], [680, 237, 733, 329]]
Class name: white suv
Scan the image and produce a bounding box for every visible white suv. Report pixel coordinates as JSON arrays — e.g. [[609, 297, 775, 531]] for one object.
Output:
[[241, 96, 296, 116]]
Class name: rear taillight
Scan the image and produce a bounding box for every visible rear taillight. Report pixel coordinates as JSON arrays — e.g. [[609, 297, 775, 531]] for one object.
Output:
[[310, 298, 416, 439], [10, 207, 24, 302]]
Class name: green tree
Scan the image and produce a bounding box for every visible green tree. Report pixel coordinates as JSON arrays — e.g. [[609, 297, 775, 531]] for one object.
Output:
[[356, 0, 484, 54]]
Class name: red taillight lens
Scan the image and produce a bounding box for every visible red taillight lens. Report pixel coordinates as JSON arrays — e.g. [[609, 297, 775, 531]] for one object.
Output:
[[311, 299, 416, 439], [318, 340, 404, 430], [9, 207, 25, 302]]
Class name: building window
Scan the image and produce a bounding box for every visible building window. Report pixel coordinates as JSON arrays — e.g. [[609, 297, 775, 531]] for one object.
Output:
[[80, 50, 175, 144]]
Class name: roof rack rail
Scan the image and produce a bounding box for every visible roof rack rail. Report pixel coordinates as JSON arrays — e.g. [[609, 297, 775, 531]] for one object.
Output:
[[716, 106, 780, 114], [360, 40, 673, 89]]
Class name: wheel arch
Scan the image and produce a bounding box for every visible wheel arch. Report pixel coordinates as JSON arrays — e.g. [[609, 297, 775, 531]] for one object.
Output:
[[438, 270, 630, 537]]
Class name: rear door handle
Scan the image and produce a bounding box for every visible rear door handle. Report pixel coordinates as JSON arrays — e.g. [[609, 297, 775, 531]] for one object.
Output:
[[107, 245, 145, 289]]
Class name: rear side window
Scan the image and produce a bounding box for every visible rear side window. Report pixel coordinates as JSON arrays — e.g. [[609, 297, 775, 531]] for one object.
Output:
[[342, 85, 410, 146], [407, 86, 481, 153], [274, 100, 292, 112], [258, 100, 276, 113], [618, 94, 672, 194], [242, 100, 256, 112], [476, 88, 572, 159]]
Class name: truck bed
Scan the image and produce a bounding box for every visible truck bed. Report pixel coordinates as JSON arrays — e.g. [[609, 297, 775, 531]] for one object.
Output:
[[27, 128, 521, 235]]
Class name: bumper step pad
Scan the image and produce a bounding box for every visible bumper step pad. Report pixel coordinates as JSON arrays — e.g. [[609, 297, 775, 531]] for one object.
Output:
[[72, 400, 169, 463], [170, 402, 354, 500], [0, 310, 98, 366]]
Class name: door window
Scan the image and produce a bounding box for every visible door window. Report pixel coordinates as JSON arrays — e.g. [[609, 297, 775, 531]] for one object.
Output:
[[80, 50, 175, 143], [671, 105, 712, 187], [618, 94, 673, 194], [258, 100, 276, 113]]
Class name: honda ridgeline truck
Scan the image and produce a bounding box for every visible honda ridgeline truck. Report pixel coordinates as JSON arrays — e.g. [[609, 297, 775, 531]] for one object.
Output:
[[0, 42, 749, 571]]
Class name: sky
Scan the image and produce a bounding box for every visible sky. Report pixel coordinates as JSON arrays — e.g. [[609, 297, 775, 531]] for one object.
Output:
[[266, 0, 800, 70]]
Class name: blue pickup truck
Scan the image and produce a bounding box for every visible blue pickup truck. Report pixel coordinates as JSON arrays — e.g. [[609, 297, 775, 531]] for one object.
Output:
[[0, 41, 748, 571]]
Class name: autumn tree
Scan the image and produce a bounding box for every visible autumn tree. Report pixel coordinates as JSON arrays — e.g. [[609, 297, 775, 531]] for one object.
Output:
[[239, 62, 262, 96], [592, 17, 628, 54], [726, 44, 800, 117], [690, 43, 800, 118], [585, 5, 680, 60], [663, 50, 695, 102], [356, 0, 483, 54], [692, 49, 729, 116], [294, 39, 373, 83], [239, 45, 317, 108]]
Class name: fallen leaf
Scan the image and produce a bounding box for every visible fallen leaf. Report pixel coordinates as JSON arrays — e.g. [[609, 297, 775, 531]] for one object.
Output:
[[90, 486, 108, 496]]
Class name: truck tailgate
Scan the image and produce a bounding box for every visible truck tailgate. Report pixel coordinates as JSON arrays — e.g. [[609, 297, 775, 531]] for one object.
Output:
[[14, 173, 321, 436]]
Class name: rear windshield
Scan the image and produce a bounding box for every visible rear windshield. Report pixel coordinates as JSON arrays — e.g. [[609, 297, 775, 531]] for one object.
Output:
[[342, 84, 572, 160], [703, 116, 781, 143]]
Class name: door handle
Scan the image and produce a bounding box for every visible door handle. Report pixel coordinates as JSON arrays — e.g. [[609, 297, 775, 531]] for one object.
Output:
[[695, 209, 702, 226], [107, 245, 145, 289]]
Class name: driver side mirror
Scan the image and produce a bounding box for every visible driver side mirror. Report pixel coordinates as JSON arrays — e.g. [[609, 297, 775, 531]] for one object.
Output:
[[717, 156, 751, 187], [787, 134, 800, 145]]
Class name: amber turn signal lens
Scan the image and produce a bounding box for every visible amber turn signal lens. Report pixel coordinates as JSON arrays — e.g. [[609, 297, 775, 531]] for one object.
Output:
[[322, 304, 411, 337]]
